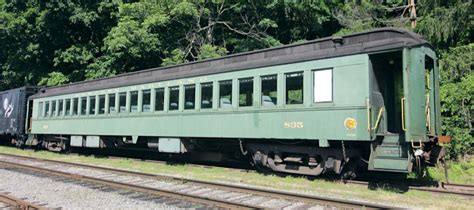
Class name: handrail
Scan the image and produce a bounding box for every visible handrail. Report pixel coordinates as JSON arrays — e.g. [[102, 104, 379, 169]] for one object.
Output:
[[401, 97, 407, 131], [372, 106, 385, 132], [426, 94, 431, 133], [366, 98, 371, 132], [426, 74, 431, 90]]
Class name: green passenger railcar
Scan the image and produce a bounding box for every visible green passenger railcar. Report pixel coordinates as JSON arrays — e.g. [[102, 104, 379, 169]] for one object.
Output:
[[25, 28, 443, 176]]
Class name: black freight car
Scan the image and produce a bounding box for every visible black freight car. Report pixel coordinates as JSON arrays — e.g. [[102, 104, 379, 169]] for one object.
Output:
[[0, 86, 39, 146]]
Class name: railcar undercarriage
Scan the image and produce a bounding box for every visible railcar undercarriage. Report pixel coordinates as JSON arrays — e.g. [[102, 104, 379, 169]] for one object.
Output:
[[29, 134, 370, 177], [246, 142, 363, 177]]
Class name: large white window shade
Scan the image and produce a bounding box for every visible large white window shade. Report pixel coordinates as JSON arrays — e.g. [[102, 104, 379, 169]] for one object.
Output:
[[313, 69, 333, 102]]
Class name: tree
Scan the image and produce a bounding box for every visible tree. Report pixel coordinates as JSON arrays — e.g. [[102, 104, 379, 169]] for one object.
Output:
[[416, 0, 473, 49], [88, 1, 168, 78], [438, 44, 473, 158], [0, 0, 119, 87]]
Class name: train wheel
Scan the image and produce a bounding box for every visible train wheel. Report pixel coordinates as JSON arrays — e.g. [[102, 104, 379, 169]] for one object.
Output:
[[340, 158, 360, 180], [250, 150, 272, 174]]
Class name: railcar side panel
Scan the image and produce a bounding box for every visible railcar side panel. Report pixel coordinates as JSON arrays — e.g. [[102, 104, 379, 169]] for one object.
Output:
[[30, 54, 371, 141], [31, 108, 369, 141]]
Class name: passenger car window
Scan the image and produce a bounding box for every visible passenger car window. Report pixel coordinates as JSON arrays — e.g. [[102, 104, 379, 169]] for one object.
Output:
[[45, 101, 50, 117], [169, 86, 179, 111], [58, 100, 64, 116], [142, 89, 151, 112], [286, 72, 303, 104], [108, 94, 116, 113], [219, 80, 232, 108], [72, 98, 78, 116], [89, 96, 96, 115], [65, 99, 71, 116], [201, 83, 213, 109], [80, 97, 87, 115], [38, 102, 44, 118], [239, 78, 253, 107], [155, 88, 164, 111], [118, 92, 126, 113], [261, 75, 277, 107], [98, 95, 105, 114], [185, 85, 195, 110], [313, 69, 333, 102], [51, 100, 57, 117], [130, 91, 138, 113]]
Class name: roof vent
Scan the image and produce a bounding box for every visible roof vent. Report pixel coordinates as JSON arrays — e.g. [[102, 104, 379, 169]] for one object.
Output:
[[332, 36, 344, 46]]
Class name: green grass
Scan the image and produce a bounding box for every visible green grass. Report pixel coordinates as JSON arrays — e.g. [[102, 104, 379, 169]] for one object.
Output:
[[1, 146, 473, 209], [427, 158, 474, 184]]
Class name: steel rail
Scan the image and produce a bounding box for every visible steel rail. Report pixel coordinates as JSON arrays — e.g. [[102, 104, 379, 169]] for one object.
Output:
[[441, 182, 474, 192], [0, 160, 258, 209], [345, 180, 474, 198], [0, 153, 393, 209], [0, 191, 49, 210]]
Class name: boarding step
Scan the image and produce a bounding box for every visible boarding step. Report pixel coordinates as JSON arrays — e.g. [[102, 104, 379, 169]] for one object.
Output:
[[375, 145, 403, 158], [372, 157, 410, 172], [377, 133, 402, 144], [369, 136, 411, 172]]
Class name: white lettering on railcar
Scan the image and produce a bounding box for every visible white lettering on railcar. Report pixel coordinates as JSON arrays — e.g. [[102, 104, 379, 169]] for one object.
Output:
[[284, 121, 304, 129], [3, 98, 13, 118]]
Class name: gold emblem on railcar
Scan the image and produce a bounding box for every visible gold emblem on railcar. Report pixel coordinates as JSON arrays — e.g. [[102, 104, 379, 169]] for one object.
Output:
[[344, 118, 357, 130]]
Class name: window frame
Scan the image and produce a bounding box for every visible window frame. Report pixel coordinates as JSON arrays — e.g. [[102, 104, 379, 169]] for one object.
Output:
[[130, 91, 139, 113], [142, 89, 151, 113], [80, 97, 87, 116], [260, 74, 278, 108], [184, 84, 196, 110], [312, 68, 333, 103], [38, 102, 44, 118], [88, 95, 96, 115], [108, 93, 116, 114], [65, 99, 71, 116], [45, 101, 50, 117], [154, 88, 165, 112], [98, 95, 106, 115], [238, 77, 254, 108], [285, 71, 304, 106], [118, 92, 127, 113], [51, 100, 57, 117], [57, 99, 64, 117], [200, 82, 214, 110], [72, 98, 79, 116], [218, 80, 233, 109], [168, 86, 180, 111]]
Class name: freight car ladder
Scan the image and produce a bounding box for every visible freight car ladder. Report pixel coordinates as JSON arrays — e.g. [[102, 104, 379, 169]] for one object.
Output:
[[368, 133, 412, 173]]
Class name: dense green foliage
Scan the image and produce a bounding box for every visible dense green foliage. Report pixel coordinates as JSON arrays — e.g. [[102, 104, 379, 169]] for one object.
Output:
[[0, 0, 472, 158], [439, 44, 473, 158]]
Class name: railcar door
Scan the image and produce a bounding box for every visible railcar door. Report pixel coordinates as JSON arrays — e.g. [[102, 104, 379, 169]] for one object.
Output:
[[402, 48, 427, 145], [369, 51, 404, 136], [26, 99, 34, 133], [424, 52, 439, 136]]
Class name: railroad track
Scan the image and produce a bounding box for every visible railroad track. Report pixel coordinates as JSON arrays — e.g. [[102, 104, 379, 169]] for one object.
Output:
[[344, 180, 474, 198], [0, 191, 49, 210], [58, 151, 474, 199], [22, 147, 255, 174], [0, 153, 393, 209]]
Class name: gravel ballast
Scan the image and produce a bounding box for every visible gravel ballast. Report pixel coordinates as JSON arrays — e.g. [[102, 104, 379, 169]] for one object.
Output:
[[0, 168, 198, 209]]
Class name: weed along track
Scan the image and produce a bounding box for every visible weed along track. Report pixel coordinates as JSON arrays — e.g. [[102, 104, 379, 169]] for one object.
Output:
[[0, 153, 393, 209]]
